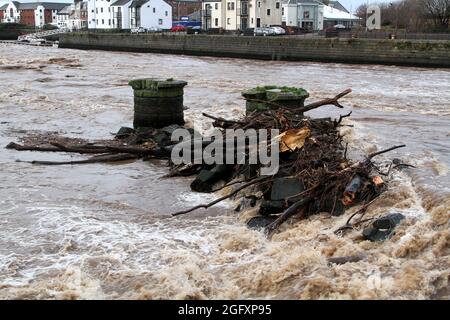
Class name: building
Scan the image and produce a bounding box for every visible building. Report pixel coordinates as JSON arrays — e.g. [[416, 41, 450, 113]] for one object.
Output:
[[327, 0, 348, 13], [87, 0, 171, 29], [0, 1, 69, 27], [68, 0, 88, 30], [55, 1, 88, 30], [111, 0, 132, 29], [202, 0, 282, 30], [56, 5, 71, 28], [282, 0, 323, 30], [282, 0, 358, 30], [322, 3, 358, 29], [129, 0, 172, 29], [166, 0, 200, 21], [87, 0, 113, 29]]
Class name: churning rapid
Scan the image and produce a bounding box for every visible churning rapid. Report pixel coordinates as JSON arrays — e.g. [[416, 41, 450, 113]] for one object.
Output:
[[0, 44, 448, 299]]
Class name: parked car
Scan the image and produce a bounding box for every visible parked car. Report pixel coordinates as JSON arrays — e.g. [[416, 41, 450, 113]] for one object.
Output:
[[131, 27, 147, 34], [186, 26, 204, 34], [269, 26, 286, 35], [147, 26, 163, 33], [333, 24, 346, 29], [170, 25, 186, 32], [254, 27, 274, 36]]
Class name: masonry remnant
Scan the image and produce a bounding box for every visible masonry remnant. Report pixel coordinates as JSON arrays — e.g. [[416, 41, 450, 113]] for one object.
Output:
[[129, 78, 187, 128], [241, 86, 309, 115]]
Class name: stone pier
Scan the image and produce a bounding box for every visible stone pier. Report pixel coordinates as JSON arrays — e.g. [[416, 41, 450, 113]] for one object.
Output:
[[128, 78, 187, 128], [242, 86, 309, 115]]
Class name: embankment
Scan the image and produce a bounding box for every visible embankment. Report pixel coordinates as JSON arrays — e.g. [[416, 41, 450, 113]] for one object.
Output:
[[59, 33, 450, 68], [0, 28, 35, 40]]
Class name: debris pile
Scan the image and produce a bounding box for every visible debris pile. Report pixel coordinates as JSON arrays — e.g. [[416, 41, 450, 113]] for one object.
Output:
[[6, 87, 410, 238]]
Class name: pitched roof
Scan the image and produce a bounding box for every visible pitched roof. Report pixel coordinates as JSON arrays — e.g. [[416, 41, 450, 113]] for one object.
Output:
[[111, 0, 132, 6], [323, 5, 358, 20], [0, 2, 70, 11], [129, 0, 149, 8], [328, 1, 349, 13], [56, 4, 71, 14]]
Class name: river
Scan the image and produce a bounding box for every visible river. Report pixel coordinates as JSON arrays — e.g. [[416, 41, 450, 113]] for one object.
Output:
[[0, 44, 448, 299]]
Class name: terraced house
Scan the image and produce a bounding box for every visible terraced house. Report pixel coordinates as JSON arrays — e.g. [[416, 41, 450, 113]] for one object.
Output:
[[87, 0, 172, 29], [0, 1, 69, 27], [202, 0, 282, 30]]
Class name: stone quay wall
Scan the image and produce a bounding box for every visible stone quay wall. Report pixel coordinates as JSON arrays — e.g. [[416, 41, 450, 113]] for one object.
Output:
[[59, 33, 450, 68]]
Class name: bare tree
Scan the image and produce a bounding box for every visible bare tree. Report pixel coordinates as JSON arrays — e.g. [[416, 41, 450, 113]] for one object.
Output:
[[421, 0, 450, 29]]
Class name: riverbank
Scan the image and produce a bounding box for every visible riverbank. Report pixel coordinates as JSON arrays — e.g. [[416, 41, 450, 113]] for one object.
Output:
[[59, 33, 450, 68]]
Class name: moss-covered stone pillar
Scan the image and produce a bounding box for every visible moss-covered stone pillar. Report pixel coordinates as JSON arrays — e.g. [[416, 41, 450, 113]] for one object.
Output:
[[128, 78, 188, 128], [242, 86, 309, 115]]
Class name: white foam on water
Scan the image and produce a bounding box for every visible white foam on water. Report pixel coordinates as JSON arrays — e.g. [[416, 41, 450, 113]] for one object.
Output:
[[0, 44, 449, 299]]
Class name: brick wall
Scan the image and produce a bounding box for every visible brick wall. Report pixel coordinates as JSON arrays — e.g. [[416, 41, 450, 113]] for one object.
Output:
[[44, 9, 53, 24], [19, 9, 35, 26], [59, 33, 450, 68]]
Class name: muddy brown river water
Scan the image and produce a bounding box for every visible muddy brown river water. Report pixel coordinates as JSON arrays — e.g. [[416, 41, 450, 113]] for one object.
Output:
[[0, 44, 448, 299]]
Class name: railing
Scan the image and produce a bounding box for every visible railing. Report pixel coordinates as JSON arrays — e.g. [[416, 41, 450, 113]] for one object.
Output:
[[17, 28, 70, 41], [203, 9, 211, 17]]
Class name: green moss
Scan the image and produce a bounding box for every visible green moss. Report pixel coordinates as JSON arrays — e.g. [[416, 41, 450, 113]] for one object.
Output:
[[243, 85, 309, 98]]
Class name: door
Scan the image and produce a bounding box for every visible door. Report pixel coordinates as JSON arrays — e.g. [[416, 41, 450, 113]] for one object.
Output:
[[256, 18, 260, 27], [241, 18, 248, 30]]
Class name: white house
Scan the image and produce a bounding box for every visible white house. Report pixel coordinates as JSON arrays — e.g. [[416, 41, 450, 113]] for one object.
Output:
[[87, 0, 114, 29], [87, 0, 171, 29], [1, 1, 21, 23], [111, 0, 132, 29], [55, 1, 88, 30], [68, 0, 88, 30], [129, 0, 172, 29], [202, 0, 282, 30], [56, 4, 71, 28]]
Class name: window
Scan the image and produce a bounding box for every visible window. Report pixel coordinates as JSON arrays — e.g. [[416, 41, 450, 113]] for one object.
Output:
[[257, 2, 260, 8], [267, 9, 270, 16], [227, 2, 234, 10], [227, 18, 230, 24], [215, 3, 218, 10], [303, 10, 310, 19], [165, 11, 168, 16], [153, 8, 155, 13], [101, 8, 103, 13], [282, 7, 284, 15], [96, 8, 98, 13], [102, 19, 104, 24], [215, 18, 218, 26], [158, 18, 163, 25], [108, 19, 110, 25], [276, 2, 280, 9]]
